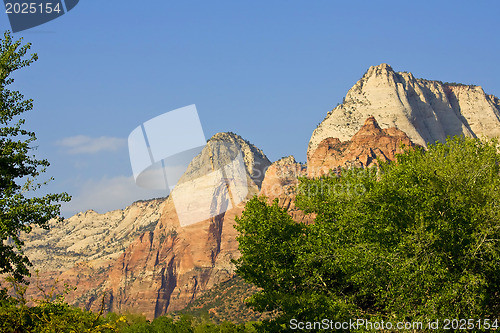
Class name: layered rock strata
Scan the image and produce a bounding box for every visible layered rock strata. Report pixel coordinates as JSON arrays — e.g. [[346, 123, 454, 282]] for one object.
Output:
[[63, 133, 271, 319], [19, 64, 500, 321]]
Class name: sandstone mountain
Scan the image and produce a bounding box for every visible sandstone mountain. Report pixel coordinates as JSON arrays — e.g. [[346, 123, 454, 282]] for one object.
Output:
[[308, 63, 500, 158], [18, 64, 500, 322], [94, 133, 271, 318], [259, 156, 313, 224], [22, 132, 271, 320]]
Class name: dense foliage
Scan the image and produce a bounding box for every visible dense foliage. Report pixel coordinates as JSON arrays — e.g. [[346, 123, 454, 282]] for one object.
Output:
[[0, 299, 260, 332], [0, 31, 70, 282], [235, 136, 500, 331]]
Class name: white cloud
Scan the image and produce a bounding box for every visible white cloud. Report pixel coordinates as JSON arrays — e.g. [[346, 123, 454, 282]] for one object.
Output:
[[56, 135, 126, 154], [60, 175, 167, 216]]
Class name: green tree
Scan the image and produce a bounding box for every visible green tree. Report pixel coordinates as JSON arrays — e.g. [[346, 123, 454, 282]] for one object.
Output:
[[235, 136, 500, 331], [0, 31, 70, 283]]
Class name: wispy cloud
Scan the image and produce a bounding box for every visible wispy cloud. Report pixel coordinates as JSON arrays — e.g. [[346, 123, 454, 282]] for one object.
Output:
[[60, 175, 167, 216], [56, 135, 126, 154]]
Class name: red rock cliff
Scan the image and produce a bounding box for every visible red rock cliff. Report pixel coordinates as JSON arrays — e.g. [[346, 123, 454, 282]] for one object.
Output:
[[307, 116, 415, 178]]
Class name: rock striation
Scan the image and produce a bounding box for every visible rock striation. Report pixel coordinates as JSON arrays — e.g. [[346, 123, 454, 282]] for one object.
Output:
[[308, 116, 416, 177], [79, 132, 270, 319], [308, 63, 500, 158]]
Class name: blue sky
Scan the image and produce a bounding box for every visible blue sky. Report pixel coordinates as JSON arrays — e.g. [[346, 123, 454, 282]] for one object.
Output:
[[2, 1, 499, 216]]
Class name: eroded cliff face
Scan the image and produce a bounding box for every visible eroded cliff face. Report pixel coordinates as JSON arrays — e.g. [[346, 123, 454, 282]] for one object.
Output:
[[308, 116, 416, 177], [100, 199, 245, 318], [23, 199, 165, 273], [308, 63, 500, 157], [20, 199, 166, 307], [80, 132, 271, 319]]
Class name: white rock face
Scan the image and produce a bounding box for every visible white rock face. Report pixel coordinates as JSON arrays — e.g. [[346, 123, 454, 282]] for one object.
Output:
[[308, 64, 500, 157], [178, 132, 271, 190], [172, 132, 271, 226], [22, 198, 166, 271]]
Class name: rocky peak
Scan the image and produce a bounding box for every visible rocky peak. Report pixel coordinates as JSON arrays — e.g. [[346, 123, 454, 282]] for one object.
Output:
[[308, 116, 415, 177], [260, 156, 305, 199], [179, 132, 270, 189], [308, 64, 500, 157], [365, 63, 394, 77], [273, 155, 299, 166], [352, 116, 382, 136]]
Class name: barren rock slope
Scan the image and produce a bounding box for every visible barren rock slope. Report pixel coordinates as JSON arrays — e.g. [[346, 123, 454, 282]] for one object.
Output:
[[23, 199, 165, 272]]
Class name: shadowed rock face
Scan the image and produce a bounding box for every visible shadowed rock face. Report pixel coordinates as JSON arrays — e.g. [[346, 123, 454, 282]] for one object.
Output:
[[308, 116, 416, 177], [308, 63, 500, 158]]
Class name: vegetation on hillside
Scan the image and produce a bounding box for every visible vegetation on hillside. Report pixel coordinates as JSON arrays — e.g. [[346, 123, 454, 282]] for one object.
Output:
[[0, 276, 261, 332], [171, 275, 271, 324]]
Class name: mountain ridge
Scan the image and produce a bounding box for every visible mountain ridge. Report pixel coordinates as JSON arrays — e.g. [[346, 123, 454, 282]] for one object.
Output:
[[17, 64, 500, 322]]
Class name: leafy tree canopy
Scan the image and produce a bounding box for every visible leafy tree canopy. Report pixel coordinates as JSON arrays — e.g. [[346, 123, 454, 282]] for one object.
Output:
[[0, 31, 70, 282], [235, 136, 500, 331]]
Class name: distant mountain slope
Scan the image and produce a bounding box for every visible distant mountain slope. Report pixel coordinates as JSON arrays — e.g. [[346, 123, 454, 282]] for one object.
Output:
[[22, 198, 165, 272], [308, 63, 500, 157]]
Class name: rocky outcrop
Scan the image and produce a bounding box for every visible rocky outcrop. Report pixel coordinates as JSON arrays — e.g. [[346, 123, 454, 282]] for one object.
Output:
[[19, 198, 166, 308], [309, 63, 500, 157], [308, 116, 416, 177], [100, 199, 245, 318], [260, 156, 305, 199], [178, 132, 270, 189], [22, 199, 165, 272], [259, 156, 313, 224]]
